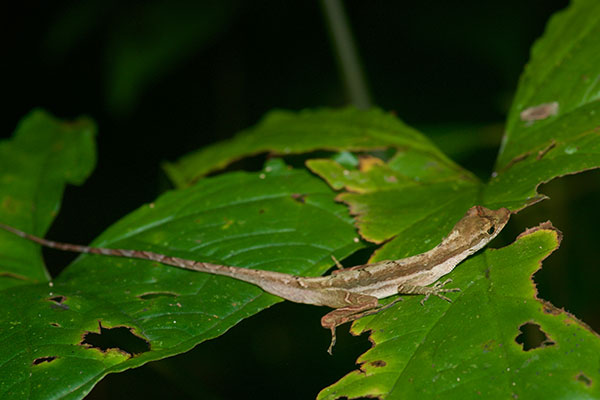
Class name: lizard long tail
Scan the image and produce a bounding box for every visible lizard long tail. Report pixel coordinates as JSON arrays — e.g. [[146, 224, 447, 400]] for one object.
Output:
[[0, 222, 260, 277], [0, 222, 266, 278], [0, 223, 112, 255], [0, 222, 326, 305]]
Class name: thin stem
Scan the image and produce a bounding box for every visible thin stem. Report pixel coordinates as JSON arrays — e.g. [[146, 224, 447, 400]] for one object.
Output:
[[320, 0, 372, 109]]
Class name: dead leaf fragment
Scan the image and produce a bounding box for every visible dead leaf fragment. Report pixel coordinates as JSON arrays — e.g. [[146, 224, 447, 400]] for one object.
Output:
[[517, 221, 563, 242], [358, 156, 384, 172], [520, 102, 559, 122]]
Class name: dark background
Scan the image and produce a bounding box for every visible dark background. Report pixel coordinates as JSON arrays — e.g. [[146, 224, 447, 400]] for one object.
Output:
[[4, 1, 598, 399]]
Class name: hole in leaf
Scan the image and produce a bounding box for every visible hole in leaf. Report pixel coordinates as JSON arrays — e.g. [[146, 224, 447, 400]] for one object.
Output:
[[576, 372, 592, 387], [80, 321, 150, 357], [32, 356, 57, 365], [515, 322, 555, 351], [47, 295, 69, 310], [138, 292, 179, 300], [487, 226, 495, 235], [46, 295, 69, 310], [48, 295, 65, 303]]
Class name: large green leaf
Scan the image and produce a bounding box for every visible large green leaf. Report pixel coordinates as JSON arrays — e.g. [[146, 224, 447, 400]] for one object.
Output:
[[0, 151, 362, 399], [486, 0, 600, 210], [0, 110, 96, 290], [163, 107, 467, 188], [320, 226, 600, 399]]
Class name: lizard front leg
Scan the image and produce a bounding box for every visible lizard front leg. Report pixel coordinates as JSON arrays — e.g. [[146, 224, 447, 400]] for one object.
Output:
[[397, 278, 460, 305], [320, 291, 402, 354]]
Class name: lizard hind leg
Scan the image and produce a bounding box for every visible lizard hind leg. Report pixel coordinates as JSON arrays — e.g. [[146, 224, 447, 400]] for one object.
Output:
[[320, 294, 403, 355]]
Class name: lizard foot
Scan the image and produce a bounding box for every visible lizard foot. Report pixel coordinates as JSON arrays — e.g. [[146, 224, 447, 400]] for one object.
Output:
[[397, 279, 460, 305], [322, 296, 402, 355], [419, 279, 461, 305], [331, 255, 344, 270], [327, 327, 337, 355]]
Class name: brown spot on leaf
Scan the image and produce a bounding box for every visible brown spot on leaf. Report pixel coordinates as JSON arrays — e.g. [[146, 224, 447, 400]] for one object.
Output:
[[0, 272, 28, 281], [498, 152, 530, 173], [32, 356, 57, 365], [50, 322, 61, 327], [520, 102, 559, 122], [80, 321, 150, 357], [138, 292, 179, 300], [515, 322, 555, 351], [370, 360, 387, 367], [291, 193, 306, 203], [1, 196, 18, 213], [481, 339, 497, 353], [542, 302, 562, 316], [576, 372, 592, 387], [536, 140, 557, 160]]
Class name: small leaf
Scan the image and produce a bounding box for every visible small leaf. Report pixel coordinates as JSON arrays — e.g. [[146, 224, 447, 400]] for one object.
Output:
[[485, 101, 600, 210], [307, 151, 482, 260], [163, 107, 462, 187], [0, 110, 96, 289], [320, 225, 600, 399]]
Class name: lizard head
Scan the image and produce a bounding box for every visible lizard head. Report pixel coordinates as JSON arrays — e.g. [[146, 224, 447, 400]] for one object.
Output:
[[448, 206, 511, 250]]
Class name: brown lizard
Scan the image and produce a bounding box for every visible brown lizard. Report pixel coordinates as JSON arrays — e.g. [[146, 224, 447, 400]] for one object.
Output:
[[0, 205, 510, 353]]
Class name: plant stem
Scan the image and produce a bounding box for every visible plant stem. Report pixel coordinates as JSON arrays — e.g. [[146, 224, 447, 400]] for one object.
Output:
[[320, 0, 372, 109]]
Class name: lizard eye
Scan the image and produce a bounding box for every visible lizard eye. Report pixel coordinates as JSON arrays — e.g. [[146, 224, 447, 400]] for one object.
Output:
[[487, 226, 495, 235]]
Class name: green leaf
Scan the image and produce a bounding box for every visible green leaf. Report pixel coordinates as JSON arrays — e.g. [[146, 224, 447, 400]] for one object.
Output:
[[307, 153, 483, 261], [0, 110, 96, 289], [0, 162, 362, 399], [319, 226, 600, 399], [484, 101, 600, 210], [163, 107, 465, 187], [487, 0, 600, 210]]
